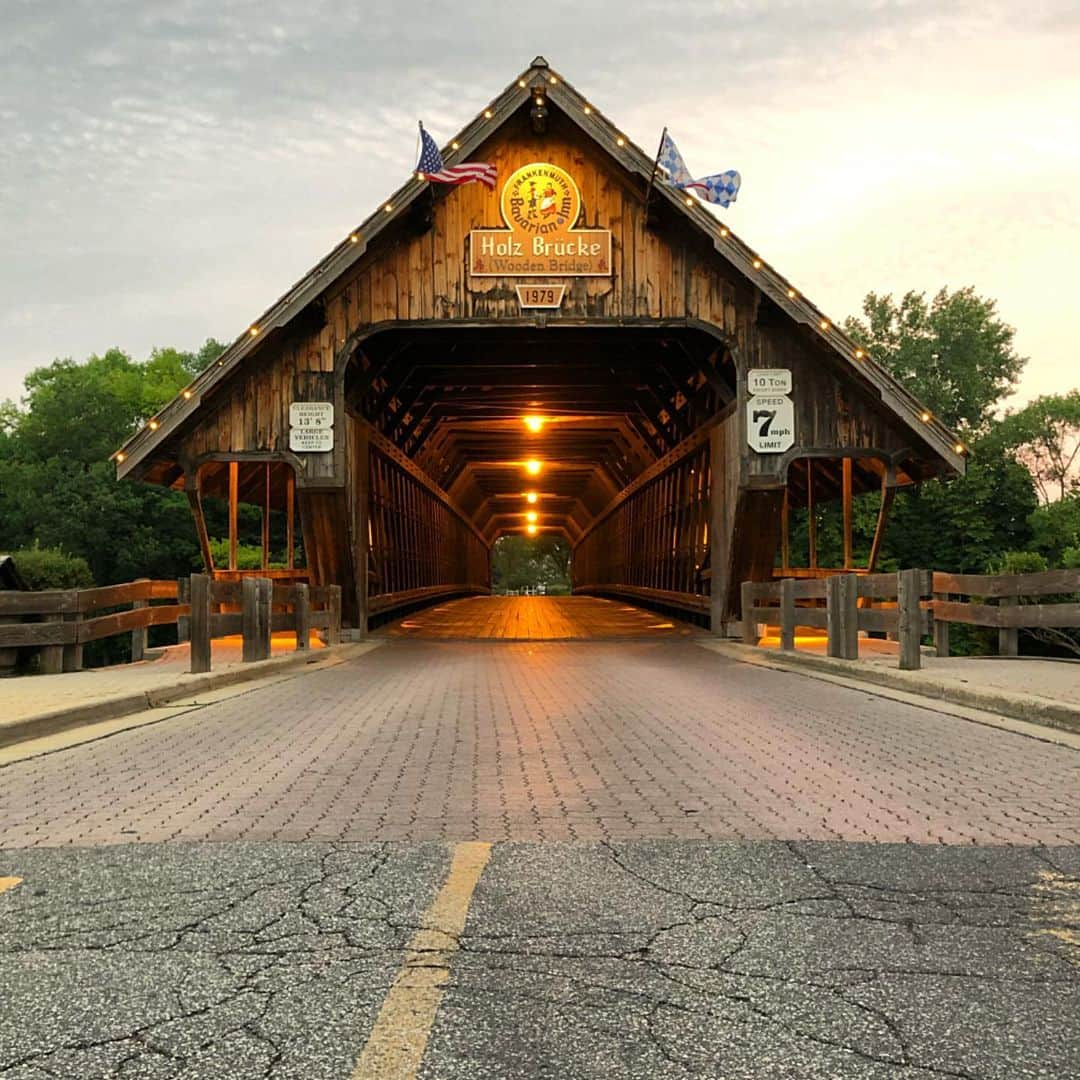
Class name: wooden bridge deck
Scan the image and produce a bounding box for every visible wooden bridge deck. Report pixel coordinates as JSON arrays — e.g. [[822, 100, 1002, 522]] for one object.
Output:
[[380, 596, 698, 641]]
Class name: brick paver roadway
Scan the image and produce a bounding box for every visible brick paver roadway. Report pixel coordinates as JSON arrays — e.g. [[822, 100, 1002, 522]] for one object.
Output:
[[2, 633, 1080, 1079], [3, 640, 1078, 848]]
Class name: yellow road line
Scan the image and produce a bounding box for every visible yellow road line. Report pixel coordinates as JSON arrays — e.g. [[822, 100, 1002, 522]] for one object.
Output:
[[0, 877, 22, 895], [351, 841, 492, 1079]]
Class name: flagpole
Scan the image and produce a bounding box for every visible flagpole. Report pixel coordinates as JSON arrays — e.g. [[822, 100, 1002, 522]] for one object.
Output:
[[417, 120, 435, 227], [644, 126, 667, 226]]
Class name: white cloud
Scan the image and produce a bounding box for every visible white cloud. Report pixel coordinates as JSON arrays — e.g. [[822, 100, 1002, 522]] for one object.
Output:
[[1, 0, 1077, 408]]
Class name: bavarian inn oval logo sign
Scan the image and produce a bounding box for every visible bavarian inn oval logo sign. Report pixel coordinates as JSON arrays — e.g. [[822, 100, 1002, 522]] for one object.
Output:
[[469, 162, 612, 277]]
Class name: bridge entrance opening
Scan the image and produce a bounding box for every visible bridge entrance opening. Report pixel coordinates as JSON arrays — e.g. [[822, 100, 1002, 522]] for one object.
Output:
[[345, 322, 735, 633]]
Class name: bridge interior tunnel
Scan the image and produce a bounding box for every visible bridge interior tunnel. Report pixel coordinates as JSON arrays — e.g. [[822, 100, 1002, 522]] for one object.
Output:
[[343, 323, 740, 629]]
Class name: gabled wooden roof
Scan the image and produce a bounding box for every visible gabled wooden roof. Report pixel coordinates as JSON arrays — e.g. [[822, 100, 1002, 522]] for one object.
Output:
[[114, 56, 964, 479]]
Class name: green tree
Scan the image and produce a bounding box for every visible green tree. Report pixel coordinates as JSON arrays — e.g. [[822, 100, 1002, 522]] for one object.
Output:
[[843, 287, 1026, 432], [1026, 497, 1080, 565], [491, 535, 572, 592], [994, 389, 1080, 503], [883, 442, 1038, 573], [0, 340, 226, 587]]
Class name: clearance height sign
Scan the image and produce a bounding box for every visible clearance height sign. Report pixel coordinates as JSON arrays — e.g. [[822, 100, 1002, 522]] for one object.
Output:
[[469, 162, 612, 277]]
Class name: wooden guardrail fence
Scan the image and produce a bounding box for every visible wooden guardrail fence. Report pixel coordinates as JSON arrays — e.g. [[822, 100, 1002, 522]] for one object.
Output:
[[743, 570, 931, 669], [0, 579, 185, 674], [186, 575, 341, 674], [931, 570, 1080, 658], [0, 575, 342, 676], [741, 567, 1080, 670]]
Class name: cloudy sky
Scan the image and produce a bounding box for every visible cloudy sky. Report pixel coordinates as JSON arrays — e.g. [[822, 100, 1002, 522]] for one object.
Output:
[[2, 0, 1078, 407]]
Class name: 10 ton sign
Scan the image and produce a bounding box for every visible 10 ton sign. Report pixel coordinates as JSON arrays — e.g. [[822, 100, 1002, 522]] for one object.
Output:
[[746, 369, 795, 454]]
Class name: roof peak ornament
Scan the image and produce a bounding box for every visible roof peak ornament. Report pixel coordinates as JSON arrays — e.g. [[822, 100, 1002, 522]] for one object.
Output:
[[531, 55, 549, 68]]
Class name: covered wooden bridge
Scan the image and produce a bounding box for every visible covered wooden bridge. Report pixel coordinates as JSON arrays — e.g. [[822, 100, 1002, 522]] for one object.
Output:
[[113, 57, 962, 635]]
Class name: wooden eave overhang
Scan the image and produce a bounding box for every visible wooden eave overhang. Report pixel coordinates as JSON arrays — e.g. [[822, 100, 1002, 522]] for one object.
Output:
[[115, 56, 964, 481]]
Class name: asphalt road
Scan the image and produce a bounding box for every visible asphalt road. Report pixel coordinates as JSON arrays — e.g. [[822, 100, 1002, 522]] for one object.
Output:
[[1, 841, 1078, 1079], [1, 640, 1078, 1078]]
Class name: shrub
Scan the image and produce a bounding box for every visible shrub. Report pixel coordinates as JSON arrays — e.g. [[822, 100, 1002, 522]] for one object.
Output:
[[9, 546, 94, 590], [986, 550, 1048, 575]]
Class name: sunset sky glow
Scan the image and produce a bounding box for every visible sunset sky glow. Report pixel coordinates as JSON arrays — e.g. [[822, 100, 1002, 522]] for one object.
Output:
[[2, 0, 1077, 407]]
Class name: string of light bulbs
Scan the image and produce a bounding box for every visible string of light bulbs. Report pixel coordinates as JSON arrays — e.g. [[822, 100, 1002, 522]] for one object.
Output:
[[117, 65, 966, 464]]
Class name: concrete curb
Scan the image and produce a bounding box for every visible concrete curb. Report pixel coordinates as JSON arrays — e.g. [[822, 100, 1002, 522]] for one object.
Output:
[[701, 641, 1080, 736], [0, 643, 380, 751]]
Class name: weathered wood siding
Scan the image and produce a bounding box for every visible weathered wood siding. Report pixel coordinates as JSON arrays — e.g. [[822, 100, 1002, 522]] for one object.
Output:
[[168, 115, 923, 485]]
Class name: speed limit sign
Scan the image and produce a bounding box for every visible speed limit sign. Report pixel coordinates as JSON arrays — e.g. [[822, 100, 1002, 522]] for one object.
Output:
[[746, 394, 795, 454]]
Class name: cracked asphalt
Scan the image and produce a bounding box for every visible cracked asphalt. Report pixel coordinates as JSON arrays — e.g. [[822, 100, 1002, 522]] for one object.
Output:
[[1, 641, 1079, 1078]]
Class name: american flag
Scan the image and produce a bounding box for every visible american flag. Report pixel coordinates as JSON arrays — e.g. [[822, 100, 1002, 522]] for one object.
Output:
[[416, 125, 497, 189]]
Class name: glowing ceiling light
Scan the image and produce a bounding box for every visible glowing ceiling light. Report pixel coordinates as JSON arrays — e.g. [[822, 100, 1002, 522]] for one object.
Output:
[[523, 414, 545, 432], [921, 411, 932, 422], [148, 419, 159, 430], [955, 442, 966, 454], [182, 389, 193, 399], [525, 491, 538, 504], [526, 523, 538, 535], [526, 511, 538, 523], [525, 459, 542, 475], [115, 451, 126, 463]]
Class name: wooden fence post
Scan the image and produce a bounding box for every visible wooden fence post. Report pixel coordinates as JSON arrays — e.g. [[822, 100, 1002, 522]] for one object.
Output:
[[242, 577, 271, 662], [827, 574, 858, 660], [780, 578, 795, 651], [932, 585, 950, 657], [131, 577, 149, 662], [40, 611, 65, 675], [327, 585, 342, 646], [63, 608, 83, 673], [242, 577, 258, 662], [258, 578, 273, 659], [190, 573, 212, 674], [294, 583, 310, 651], [177, 577, 190, 643], [998, 595, 1019, 657], [897, 568, 923, 671], [740, 581, 757, 645]]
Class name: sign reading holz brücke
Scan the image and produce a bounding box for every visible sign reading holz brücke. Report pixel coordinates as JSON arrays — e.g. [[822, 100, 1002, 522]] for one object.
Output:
[[470, 162, 611, 277], [289, 401, 334, 453]]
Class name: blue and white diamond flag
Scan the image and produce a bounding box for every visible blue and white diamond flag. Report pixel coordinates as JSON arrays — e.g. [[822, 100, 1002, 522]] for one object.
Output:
[[658, 131, 741, 208], [658, 131, 695, 187]]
